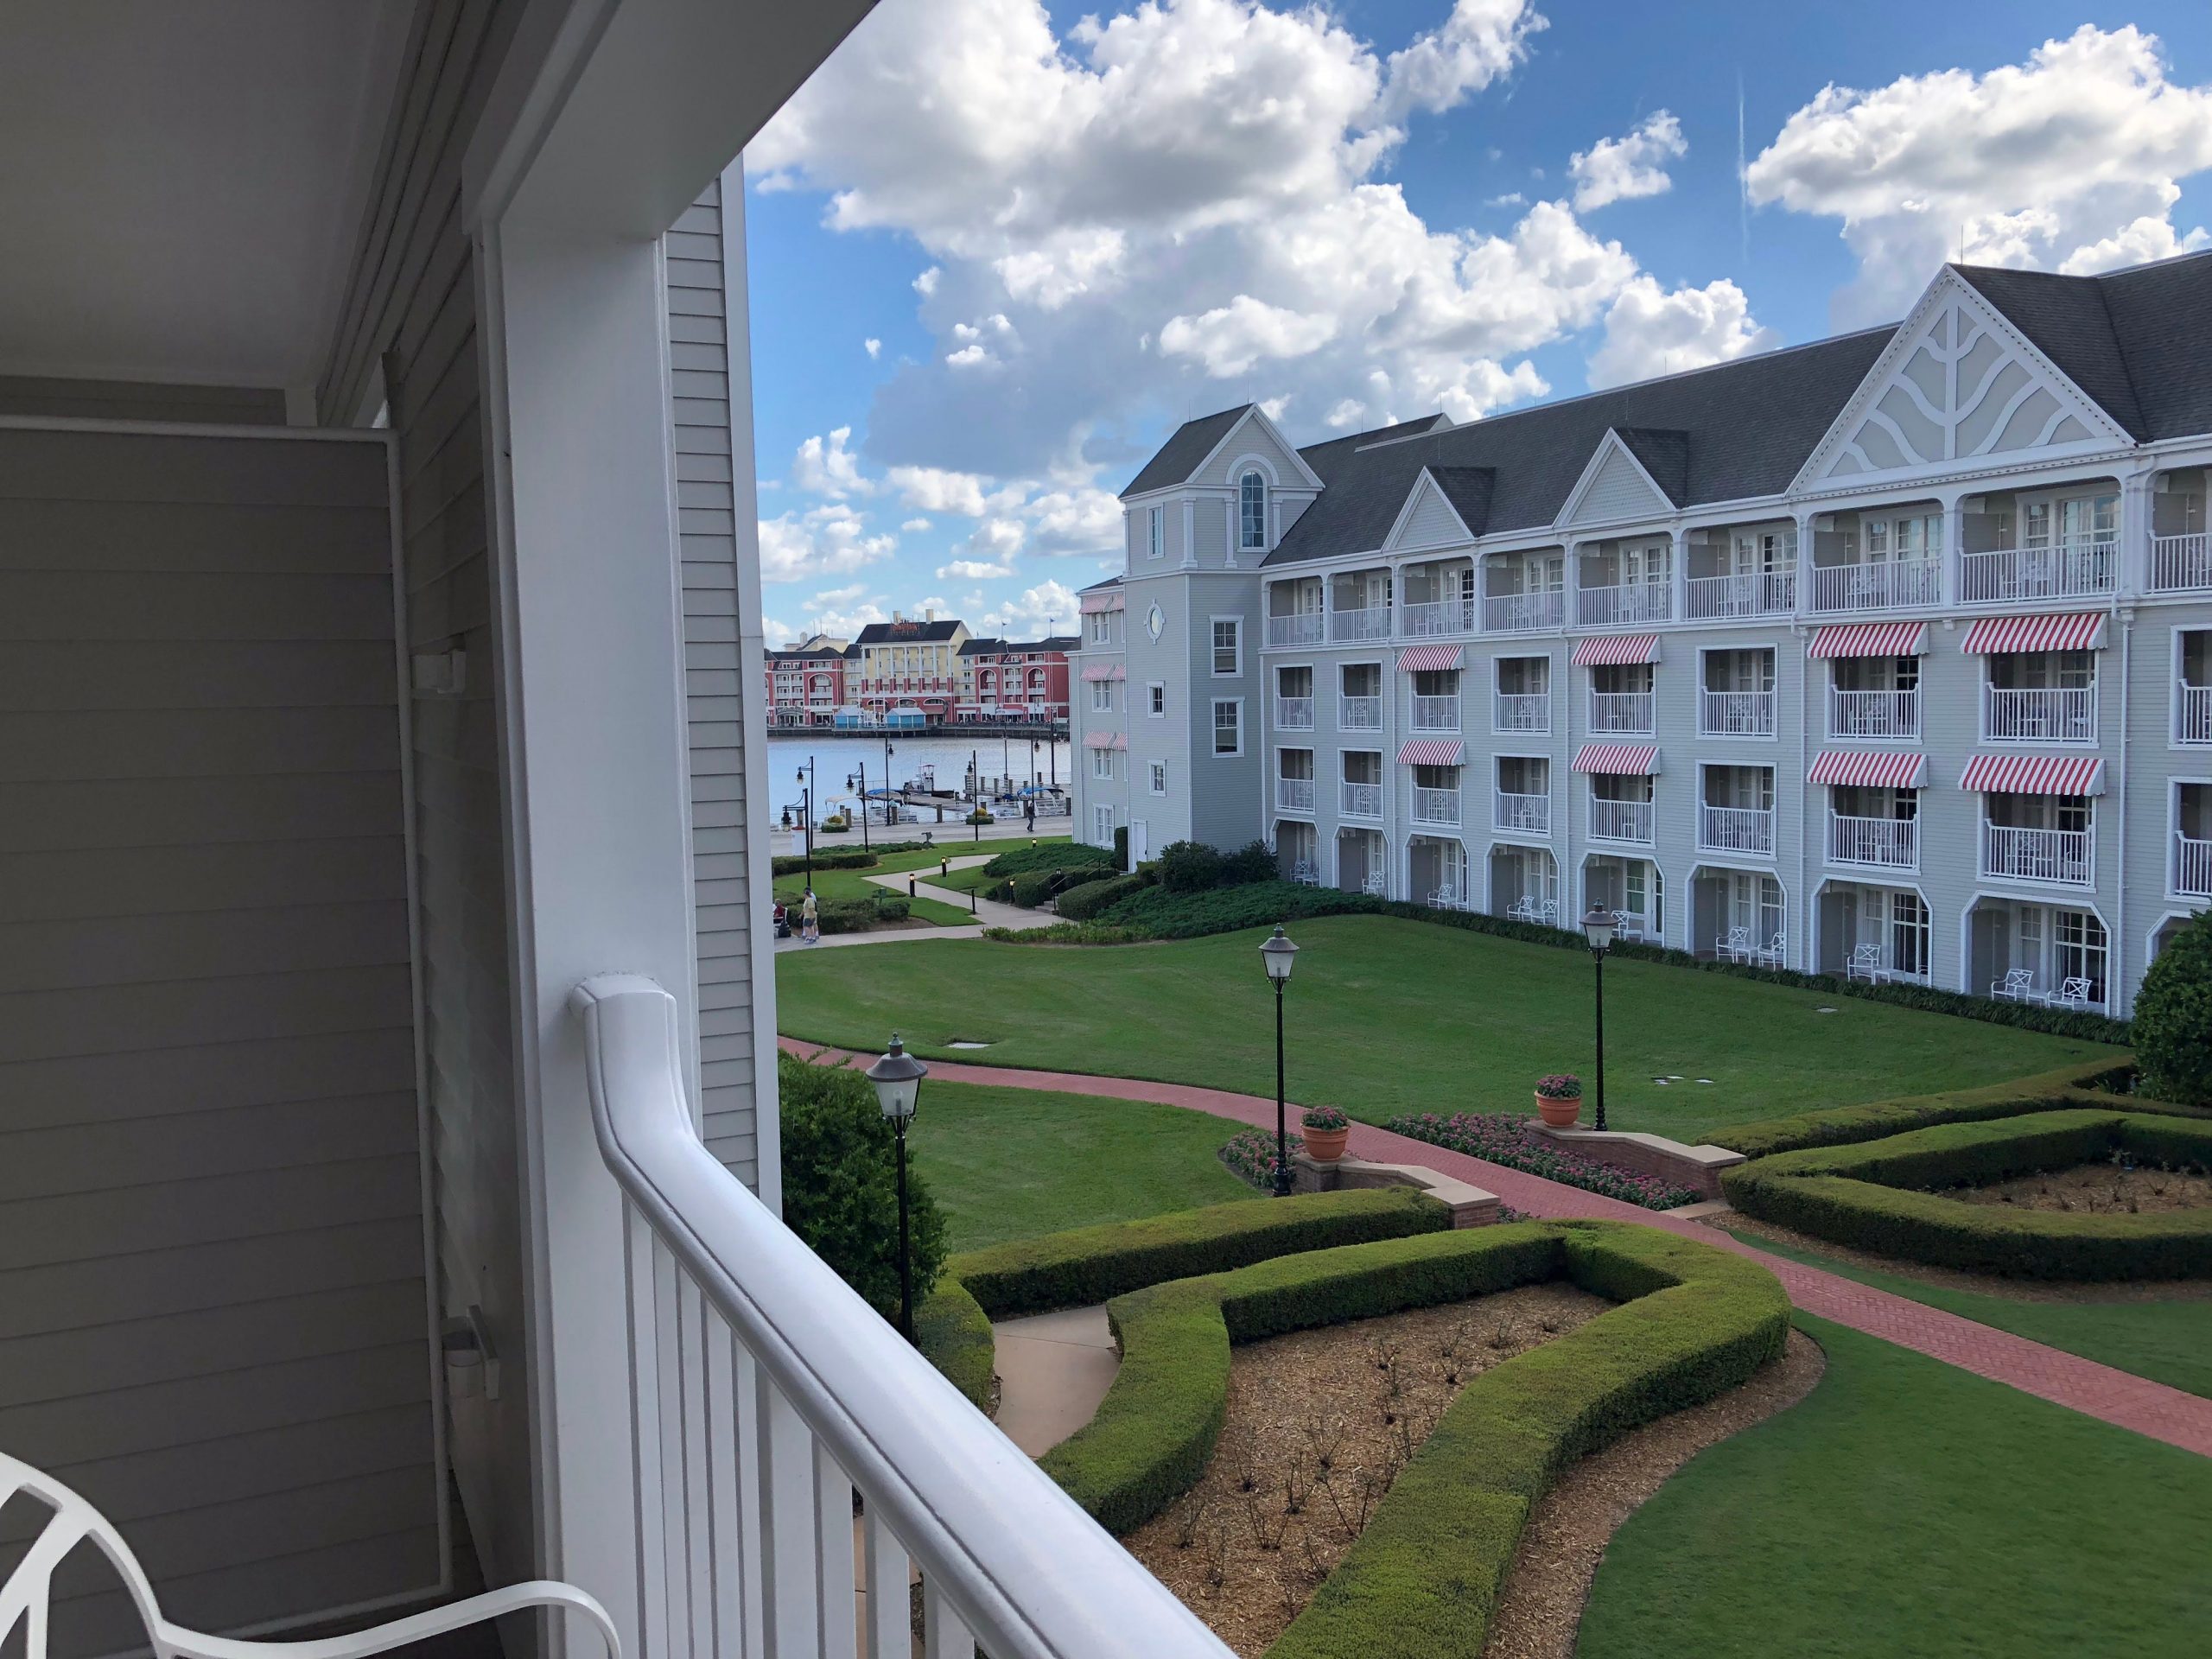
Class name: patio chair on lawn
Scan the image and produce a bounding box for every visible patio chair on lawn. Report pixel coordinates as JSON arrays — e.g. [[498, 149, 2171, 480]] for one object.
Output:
[[1991, 966, 2037, 1002], [1847, 942, 1881, 983], [2044, 976, 2095, 1011], [1718, 925, 1751, 963], [0, 1450, 619, 1659]]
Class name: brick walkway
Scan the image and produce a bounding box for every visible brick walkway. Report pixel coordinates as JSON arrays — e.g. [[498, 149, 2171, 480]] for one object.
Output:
[[781, 1038, 2212, 1459]]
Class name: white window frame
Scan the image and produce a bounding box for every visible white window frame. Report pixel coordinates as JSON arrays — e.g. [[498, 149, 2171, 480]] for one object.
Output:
[[1211, 615, 1243, 677], [1147, 681, 1166, 718], [1091, 748, 1115, 780], [1089, 679, 1113, 713], [1211, 697, 1245, 758], [1239, 470, 1267, 551], [1150, 760, 1167, 796], [1147, 505, 1165, 560]]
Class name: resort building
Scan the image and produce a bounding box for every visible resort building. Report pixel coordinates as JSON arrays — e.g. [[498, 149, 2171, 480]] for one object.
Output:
[[849, 611, 970, 718], [957, 634, 1078, 723], [1071, 254, 2212, 1015], [765, 633, 852, 725]]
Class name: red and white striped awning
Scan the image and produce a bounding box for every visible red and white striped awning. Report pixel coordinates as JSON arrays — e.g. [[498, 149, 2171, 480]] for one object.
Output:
[[1397, 644, 1465, 672], [1083, 729, 1129, 750], [1079, 590, 1126, 613], [1808, 750, 1927, 789], [1959, 753, 2105, 796], [1961, 612, 2107, 654], [1573, 743, 1661, 776], [1571, 634, 1661, 667], [1809, 620, 1929, 658], [1079, 661, 1127, 681], [1398, 738, 1465, 766]]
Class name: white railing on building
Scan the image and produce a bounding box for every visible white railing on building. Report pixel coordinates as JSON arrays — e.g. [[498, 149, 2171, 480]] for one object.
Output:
[[1412, 786, 1461, 826], [1588, 798, 1653, 844], [1685, 570, 1795, 620], [1328, 605, 1393, 644], [1575, 581, 1672, 628], [1341, 780, 1382, 817], [1483, 591, 1563, 633], [1981, 823, 2093, 886], [1274, 696, 1314, 731], [2152, 532, 2212, 594], [1828, 687, 1921, 741], [1402, 597, 1477, 637], [1338, 696, 1382, 730], [2176, 834, 2212, 899], [1409, 695, 1460, 732], [1276, 777, 1314, 813], [1809, 559, 1942, 613], [1495, 791, 1550, 834], [1700, 690, 1775, 737], [1959, 538, 2116, 604], [1981, 684, 2095, 744], [571, 977, 1231, 1659], [1588, 691, 1654, 734], [1266, 613, 1324, 648], [2177, 683, 2212, 745], [1699, 804, 1775, 855], [1828, 814, 1918, 870], [1493, 692, 1550, 734]]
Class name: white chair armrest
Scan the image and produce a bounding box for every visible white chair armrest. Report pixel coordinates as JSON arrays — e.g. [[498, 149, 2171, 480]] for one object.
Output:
[[161, 1584, 620, 1659]]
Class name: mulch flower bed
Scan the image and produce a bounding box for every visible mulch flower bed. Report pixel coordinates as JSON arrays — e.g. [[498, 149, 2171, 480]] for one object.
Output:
[[1383, 1113, 1699, 1210], [1944, 1161, 2212, 1216], [1219, 1126, 1302, 1189]]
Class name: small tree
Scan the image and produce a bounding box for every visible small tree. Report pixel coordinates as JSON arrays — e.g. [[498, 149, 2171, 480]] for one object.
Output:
[[1157, 838, 1225, 892], [778, 1053, 949, 1322], [2136, 912, 2212, 1105], [1219, 839, 1276, 887]]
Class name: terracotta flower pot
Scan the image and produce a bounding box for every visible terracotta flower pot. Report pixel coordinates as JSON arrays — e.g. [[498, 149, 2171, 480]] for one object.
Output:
[[1303, 1126, 1350, 1162], [1536, 1092, 1582, 1128]]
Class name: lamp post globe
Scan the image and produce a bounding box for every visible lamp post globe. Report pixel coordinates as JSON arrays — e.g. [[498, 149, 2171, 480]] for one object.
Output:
[[1259, 925, 1300, 1196], [864, 1034, 929, 1342], [1579, 905, 1614, 1132]]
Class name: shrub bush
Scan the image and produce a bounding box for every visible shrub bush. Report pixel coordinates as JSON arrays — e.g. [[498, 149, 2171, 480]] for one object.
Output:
[[1113, 824, 1128, 866], [769, 839, 931, 878], [2135, 911, 2212, 1107], [777, 1054, 949, 1322], [1054, 873, 1147, 920], [1220, 838, 1277, 886], [1217, 1126, 1300, 1190], [1006, 869, 1060, 907], [1155, 839, 1225, 893], [812, 893, 910, 934], [981, 840, 1116, 878], [1386, 1112, 1697, 1209]]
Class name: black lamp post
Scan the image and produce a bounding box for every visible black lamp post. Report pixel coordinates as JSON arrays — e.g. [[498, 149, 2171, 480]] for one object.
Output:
[[847, 764, 869, 851], [1580, 904, 1617, 1131], [795, 759, 817, 889], [1260, 925, 1300, 1195], [865, 1033, 928, 1343]]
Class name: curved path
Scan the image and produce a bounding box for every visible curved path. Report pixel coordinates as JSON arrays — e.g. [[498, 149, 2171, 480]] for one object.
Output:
[[781, 1038, 2212, 1459]]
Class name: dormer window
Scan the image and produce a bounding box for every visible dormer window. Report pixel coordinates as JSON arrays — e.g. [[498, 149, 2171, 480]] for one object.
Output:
[[1240, 470, 1267, 550]]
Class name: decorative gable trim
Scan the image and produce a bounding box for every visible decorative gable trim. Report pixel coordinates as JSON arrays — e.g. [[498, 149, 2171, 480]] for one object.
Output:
[[1381, 468, 1476, 553], [1554, 429, 1674, 531], [1188, 404, 1326, 493], [1790, 268, 2134, 493]]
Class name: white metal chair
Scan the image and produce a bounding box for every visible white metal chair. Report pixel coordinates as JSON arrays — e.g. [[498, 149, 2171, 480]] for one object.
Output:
[[1427, 884, 1459, 910], [1991, 966, 2036, 1002], [2045, 976, 2095, 1011], [1362, 870, 1388, 897], [1291, 860, 1318, 887], [1719, 925, 1751, 963], [1847, 942, 1881, 984], [1758, 931, 1787, 969], [0, 1449, 619, 1659]]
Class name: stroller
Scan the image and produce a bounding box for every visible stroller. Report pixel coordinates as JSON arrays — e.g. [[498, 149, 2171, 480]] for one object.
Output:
[[772, 900, 791, 940]]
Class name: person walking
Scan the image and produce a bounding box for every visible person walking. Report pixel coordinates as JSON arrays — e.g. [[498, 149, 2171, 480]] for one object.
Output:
[[1023, 796, 1035, 833], [800, 887, 819, 944]]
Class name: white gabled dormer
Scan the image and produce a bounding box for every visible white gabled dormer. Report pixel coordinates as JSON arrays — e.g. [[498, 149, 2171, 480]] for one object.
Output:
[[1118, 403, 1323, 574], [1382, 467, 1480, 553], [1554, 427, 1687, 531]]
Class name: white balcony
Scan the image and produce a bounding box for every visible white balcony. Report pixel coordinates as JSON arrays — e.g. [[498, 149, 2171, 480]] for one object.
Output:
[[1588, 690, 1654, 734], [1274, 696, 1314, 730], [1402, 597, 1477, 637], [1339, 695, 1382, 730], [1982, 823, 2093, 886], [1809, 559, 1941, 613], [1410, 694, 1461, 732], [1328, 604, 1394, 643], [1700, 804, 1775, 855], [1982, 684, 2095, 745], [1341, 780, 1382, 817], [1828, 814, 1918, 870], [1484, 591, 1563, 633], [1686, 570, 1795, 620], [2152, 532, 2212, 594], [1412, 785, 1461, 826], [1493, 691, 1550, 734], [1700, 690, 1776, 737], [1267, 613, 1324, 648], [2181, 683, 2212, 745], [2177, 834, 2212, 898], [1589, 798, 1654, 844], [1829, 687, 1921, 741], [1576, 580, 1672, 628], [1276, 777, 1315, 813], [1960, 538, 2117, 604], [1495, 791, 1550, 834]]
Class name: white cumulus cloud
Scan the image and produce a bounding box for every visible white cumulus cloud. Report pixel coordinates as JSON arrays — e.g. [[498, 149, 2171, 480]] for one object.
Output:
[[791, 426, 873, 497], [1569, 111, 1686, 212], [887, 465, 992, 515], [981, 578, 1081, 637], [1587, 275, 1777, 388], [1158, 295, 1339, 378], [758, 503, 897, 583]]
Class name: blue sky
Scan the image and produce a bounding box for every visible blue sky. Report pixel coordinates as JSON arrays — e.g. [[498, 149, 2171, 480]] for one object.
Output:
[[744, 1, 2212, 645]]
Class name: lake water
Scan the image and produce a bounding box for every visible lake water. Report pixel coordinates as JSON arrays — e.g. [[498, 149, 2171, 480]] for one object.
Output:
[[764, 731, 1074, 820]]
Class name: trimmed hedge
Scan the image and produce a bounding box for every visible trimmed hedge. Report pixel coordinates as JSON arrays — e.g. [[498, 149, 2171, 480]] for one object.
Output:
[[813, 894, 911, 934], [2136, 909, 2212, 1104], [1723, 1109, 2212, 1280], [980, 840, 1116, 878], [1053, 873, 1148, 921], [770, 840, 931, 878]]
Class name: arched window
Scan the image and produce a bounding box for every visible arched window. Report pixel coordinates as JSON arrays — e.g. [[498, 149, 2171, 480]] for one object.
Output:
[[1239, 469, 1267, 550]]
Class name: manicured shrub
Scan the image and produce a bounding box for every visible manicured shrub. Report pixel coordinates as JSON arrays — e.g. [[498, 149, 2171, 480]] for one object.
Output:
[[981, 840, 1115, 878], [777, 1054, 949, 1323], [1113, 824, 1128, 866], [2135, 911, 2212, 1106], [1220, 838, 1277, 886], [769, 840, 931, 878], [1006, 869, 1059, 907], [1218, 1126, 1300, 1190], [1155, 838, 1224, 893], [812, 893, 910, 934], [1386, 1112, 1697, 1209], [1054, 873, 1147, 920]]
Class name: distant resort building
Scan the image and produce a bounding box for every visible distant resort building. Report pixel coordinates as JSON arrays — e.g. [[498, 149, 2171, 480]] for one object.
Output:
[[766, 611, 1074, 728]]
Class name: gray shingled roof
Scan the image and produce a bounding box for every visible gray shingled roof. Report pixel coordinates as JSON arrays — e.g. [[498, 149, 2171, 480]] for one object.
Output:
[[1119, 405, 1251, 497], [1425, 466, 1495, 536], [1951, 264, 2146, 438], [1614, 428, 1690, 505], [855, 619, 964, 644]]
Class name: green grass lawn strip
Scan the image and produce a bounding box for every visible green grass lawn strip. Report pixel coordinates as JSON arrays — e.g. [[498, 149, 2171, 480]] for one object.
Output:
[[771, 864, 972, 927]]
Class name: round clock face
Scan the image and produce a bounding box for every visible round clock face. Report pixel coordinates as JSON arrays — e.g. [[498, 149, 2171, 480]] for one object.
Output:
[[1146, 603, 1166, 641]]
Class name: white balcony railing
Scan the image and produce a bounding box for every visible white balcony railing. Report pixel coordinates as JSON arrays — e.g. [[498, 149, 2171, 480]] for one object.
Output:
[[1982, 684, 2095, 744], [1267, 613, 1324, 648], [1341, 780, 1382, 817], [1576, 580, 1672, 628], [1809, 559, 1942, 613], [1338, 695, 1382, 730], [1982, 823, 2093, 886], [572, 977, 1229, 1659], [2152, 533, 2212, 594], [1685, 570, 1795, 620], [1588, 690, 1654, 734], [1412, 786, 1461, 826], [2178, 683, 2212, 745], [2177, 834, 2212, 898], [1410, 695, 1460, 732], [1402, 597, 1477, 637], [1276, 777, 1314, 813], [1959, 539, 2116, 604], [1700, 804, 1775, 855], [1828, 814, 1918, 870], [1829, 687, 1921, 741], [1700, 689, 1775, 737], [1328, 605, 1393, 644], [1493, 691, 1550, 734], [1495, 791, 1550, 834], [1589, 798, 1654, 844], [1484, 591, 1563, 633], [1274, 696, 1314, 730]]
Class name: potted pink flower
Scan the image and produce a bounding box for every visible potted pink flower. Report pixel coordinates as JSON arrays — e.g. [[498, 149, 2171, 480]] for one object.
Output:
[[1300, 1106, 1351, 1161], [1534, 1074, 1583, 1128]]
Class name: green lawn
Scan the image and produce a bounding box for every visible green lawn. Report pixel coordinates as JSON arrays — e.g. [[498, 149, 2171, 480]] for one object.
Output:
[[774, 915, 2112, 1141], [1727, 1228, 2212, 1399], [901, 1079, 1250, 1252], [776, 842, 1009, 927], [1579, 1315, 2212, 1658]]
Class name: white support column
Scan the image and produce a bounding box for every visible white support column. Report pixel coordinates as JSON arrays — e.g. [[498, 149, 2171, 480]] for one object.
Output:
[[1793, 512, 1816, 617], [1179, 496, 1198, 569], [1940, 490, 1965, 609], [1669, 524, 1689, 623], [2118, 462, 2157, 602]]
